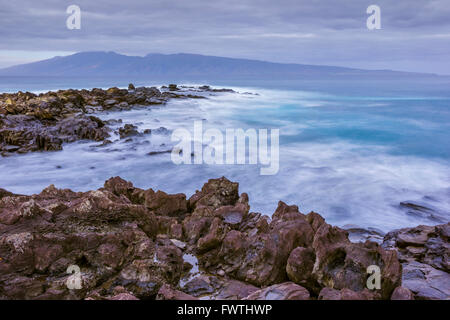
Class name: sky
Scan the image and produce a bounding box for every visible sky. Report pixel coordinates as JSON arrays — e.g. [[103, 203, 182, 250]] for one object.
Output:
[[0, 0, 449, 74]]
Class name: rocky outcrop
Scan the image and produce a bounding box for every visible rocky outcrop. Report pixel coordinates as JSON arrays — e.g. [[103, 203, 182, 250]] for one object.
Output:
[[0, 114, 109, 153], [311, 222, 401, 299], [0, 85, 222, 155], [244, 282, 310, 300], [383, 223, 449, 272], [390, 286, 415, 300], [0, 176, 447, 300], [382, 223, 449, 300], [318, 287, 375, 300], [118, 124, 140, 139]]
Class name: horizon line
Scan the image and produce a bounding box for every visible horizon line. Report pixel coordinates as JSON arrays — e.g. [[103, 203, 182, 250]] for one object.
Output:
[[1, 50, 448, 77]]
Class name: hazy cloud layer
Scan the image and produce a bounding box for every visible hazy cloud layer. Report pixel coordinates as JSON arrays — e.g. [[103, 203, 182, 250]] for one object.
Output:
[[0, 0, 449, 73]]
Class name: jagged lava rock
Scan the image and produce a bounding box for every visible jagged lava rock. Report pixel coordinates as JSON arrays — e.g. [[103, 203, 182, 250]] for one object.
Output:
[[390, 286, 415, 300], [244, 282, 310, 300]]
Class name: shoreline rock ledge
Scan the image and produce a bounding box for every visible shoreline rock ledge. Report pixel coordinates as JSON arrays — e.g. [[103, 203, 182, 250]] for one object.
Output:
[[0, 177, 448, 300], [0, 84, 227, 156]]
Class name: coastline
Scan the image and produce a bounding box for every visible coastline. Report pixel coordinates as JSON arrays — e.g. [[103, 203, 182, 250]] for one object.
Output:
[[0, 176, 448, 300], [1, 83, 448, 233]]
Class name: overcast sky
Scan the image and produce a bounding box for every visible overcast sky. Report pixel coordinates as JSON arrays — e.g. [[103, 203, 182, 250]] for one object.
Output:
[[0, 0, 449, 74]]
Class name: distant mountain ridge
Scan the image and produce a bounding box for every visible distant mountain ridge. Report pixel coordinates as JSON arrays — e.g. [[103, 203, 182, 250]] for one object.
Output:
[[0, 51, 440, 79]]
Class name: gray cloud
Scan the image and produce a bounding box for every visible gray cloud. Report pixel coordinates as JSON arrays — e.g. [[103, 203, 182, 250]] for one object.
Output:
[[0, 0, 449, 73]]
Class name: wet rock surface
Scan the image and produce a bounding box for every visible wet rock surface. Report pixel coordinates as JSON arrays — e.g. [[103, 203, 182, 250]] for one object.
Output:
[[0, 176, 448, 300], [244, 282, 310, 300], [382, 223, 449, 299], [0, 85, 226, 155]]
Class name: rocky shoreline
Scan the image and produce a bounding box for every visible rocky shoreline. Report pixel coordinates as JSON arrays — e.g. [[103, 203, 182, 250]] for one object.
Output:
[[0, 84, 448, 300], [0, 84, 231, 155], [0, 176, 448, 300]]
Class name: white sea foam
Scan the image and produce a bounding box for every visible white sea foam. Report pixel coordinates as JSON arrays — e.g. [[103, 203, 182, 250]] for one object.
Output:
[[1, 87, 448, 232]]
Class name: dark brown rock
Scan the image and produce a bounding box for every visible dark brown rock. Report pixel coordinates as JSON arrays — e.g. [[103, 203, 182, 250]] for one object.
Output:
[[214, 203, 249, 227], [244, 282, 310, 300], [118, 124, 139, 139], [197, 201, 314, 287], [318, 287, 376, 300], [182, 216, 212, 244], [286, 247, 319, 293], [306, 211, 326, 233], [312, 221, 402, 299], [383, 223, 449, 272], [182, 275, 221, 297], [391, 286, 414, 300], [0, 183, 162, 299], [156, 284, 198, 300], [189, 177, 239, 210], [0, 85, 229, 156], [103, 176, 135, 198], [401, 261, 449, 300], [108, 292, 139, 300], [145, 190, 188, 216], [0, 176, 442, 301]]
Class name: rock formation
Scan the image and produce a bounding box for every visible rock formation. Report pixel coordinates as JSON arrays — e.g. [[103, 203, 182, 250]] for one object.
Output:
[[1, 176, 445, 300], [0, 85, 216, 156]]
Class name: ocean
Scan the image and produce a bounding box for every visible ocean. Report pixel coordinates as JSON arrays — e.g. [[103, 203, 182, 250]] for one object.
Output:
[[1, 76, 449, 232]]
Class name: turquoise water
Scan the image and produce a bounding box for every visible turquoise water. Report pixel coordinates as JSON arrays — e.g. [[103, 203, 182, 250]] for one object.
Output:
[[0, 76, 449, 231]]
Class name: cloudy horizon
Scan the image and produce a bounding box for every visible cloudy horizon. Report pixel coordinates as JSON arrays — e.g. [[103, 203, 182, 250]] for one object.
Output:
[[1, 0, 449, 74]]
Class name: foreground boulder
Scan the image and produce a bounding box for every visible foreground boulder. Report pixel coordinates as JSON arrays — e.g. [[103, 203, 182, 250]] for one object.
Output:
[[390, 286, 414, 300], [0, 176, 447, 300], [383, 223, 449, 272], [383, 223, 449, 300]]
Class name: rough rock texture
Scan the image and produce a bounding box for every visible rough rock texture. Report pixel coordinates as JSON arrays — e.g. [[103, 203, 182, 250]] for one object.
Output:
[[286, 247, 319, 293], [0, 176, 447, 300], [156, 284, 198, 300], [390, 286, 415, 300], [383, 223, 449, 300], [213, 280, 259, 300], [383, 223, 449, 272], [399, 261, 449, 300], [244, 282, 310, 300], [318, 287, 375, 300], [0, 85, 216, 155], [311, 222, 401, 299], [118, 124, 140, 139]]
